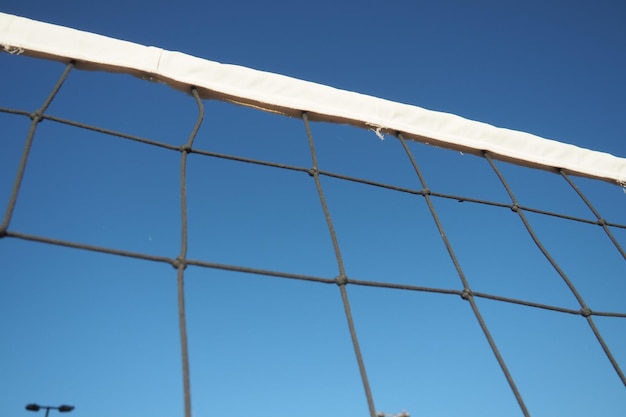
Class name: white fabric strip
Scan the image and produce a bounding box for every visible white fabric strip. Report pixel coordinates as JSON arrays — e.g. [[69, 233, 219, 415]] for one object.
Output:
[[1, 12, 625, 185]]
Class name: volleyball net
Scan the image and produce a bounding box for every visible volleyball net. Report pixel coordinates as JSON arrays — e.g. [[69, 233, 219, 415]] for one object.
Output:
[[1, 12, 625, 417]]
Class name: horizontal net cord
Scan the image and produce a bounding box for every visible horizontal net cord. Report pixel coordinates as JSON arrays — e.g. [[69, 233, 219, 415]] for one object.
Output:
[[2, 107, 624, 232], [1, 12, 625, 185], [6, 230, 625, 319]]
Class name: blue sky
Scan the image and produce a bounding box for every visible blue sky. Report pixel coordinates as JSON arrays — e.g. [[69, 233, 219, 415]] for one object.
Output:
[[1, 1, 625, 417]]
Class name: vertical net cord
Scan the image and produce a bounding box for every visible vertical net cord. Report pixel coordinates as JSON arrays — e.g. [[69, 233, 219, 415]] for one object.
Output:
[[176, 87, 204, 417], [484, 152, 626, 386], [559, 170, 626, 260], [302, 113, 377, 417], [397, 134, 531, 417], [0, 62, 74, 235]]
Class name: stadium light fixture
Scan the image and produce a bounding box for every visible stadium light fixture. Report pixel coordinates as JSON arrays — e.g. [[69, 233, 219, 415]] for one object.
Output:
[[25, 404, 75, 417]]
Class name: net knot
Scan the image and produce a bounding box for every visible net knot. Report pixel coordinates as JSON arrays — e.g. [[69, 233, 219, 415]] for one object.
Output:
[[180, 144, 192, 154], [171, 256, 187, 270], [421, 188, 431, 196], [461, 289, 472, 300], [597, 219, 607, 226], [511, 204, 520, 212], [307, 168, 318, 177], [29, 111, 43, 122], [335, 274, 348, 286], [580, 307, 592, 317]]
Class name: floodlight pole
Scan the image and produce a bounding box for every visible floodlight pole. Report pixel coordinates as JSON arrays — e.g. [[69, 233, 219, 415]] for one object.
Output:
[[25, 404, 75, 417]]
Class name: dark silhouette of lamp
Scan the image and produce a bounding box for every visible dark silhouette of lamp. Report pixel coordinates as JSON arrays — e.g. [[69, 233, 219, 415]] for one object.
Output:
[[26, 404, 75, 417]]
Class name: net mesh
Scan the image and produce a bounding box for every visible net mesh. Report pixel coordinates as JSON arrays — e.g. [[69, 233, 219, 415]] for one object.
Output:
[[1, 48, 625, 417]]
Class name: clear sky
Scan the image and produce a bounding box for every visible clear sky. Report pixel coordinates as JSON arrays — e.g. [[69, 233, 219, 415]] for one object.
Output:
[[1, 1, 625, 417]]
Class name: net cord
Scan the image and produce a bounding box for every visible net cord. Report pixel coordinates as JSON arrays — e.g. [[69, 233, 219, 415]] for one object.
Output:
[[303, 112, 378, 417], [397, 133, 532, 417], [560, 170, 626, 260], [484, 152, 626, 386], [175, 87, 204, 417], [0, 62, 73, 234], [4, 107, 622, 233]]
